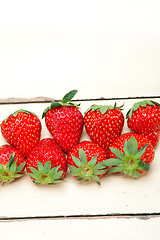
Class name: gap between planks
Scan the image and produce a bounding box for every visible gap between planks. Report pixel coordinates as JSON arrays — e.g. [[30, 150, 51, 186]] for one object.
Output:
[[0, 96, 160, 105], [0, 213, 160, 222]]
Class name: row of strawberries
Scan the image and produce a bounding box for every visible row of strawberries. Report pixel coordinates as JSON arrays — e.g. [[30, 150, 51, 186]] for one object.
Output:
[[0, 90, 159, 184]]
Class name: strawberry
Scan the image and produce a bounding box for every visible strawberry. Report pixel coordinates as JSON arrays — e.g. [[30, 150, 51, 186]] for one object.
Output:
[[67, 141, 108, 184], [0, 144, 26, 184], [126, 100, 160, 147], [103, 132, 155, 178], [26, 138, 67, 184], [42, 90, 84, 153], [84, 103, 124, 151], [1, 109, 42, 157]]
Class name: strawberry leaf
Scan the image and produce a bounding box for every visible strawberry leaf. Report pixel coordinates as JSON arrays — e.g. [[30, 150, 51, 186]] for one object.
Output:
[[48, 166, 60, 176], [29, 167, 40, 178], [100, 106, 109, 114], [84, 105, 94, 114], [127, 137, 138, 155], [123, 140, 130, 156], [109, 147, 125, 160], [50, 170, 63, 181], [6, 152, 15, 170], [94, 169, 107, 175], [93, 162, 107, 170], [151, 100, 160, 106], [61, 90, 77, 103], [103, 158, 122, 166], [42, 106, 50, 119], [134, 144, 148, 159], [88, 154, 98, 167], [9, 160, 17, 173], [33, 179, 41, 184], [79, 148, 87, 165], [51, 101, 62, 108], [71, 155, 83, 167], [43, 161, 52, 173], [16, 162, 26, 173], [138, 159, 150, 172], [0, 163, 4, 171], [131, 169, 141, 178], [69, 165, 80, 176], [91, 105, 101, 112], [109, 166, 124, 173], [91, 175, 101, 185], [37, 161, 44, 172]]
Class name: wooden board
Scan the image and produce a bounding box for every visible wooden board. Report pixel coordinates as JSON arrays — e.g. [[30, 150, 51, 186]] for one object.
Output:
[[1, 216, 160, 240], [0, 98, 160, 220]]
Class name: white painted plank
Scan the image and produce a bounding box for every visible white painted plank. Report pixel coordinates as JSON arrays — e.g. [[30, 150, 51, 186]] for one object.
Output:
[[0, 217, 160, 240], [0, 98, 160, 218], [0, 1, 160, 99]]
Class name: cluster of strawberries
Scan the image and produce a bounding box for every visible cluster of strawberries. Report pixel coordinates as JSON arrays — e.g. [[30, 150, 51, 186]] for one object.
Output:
[[0, 90, 159, 185]]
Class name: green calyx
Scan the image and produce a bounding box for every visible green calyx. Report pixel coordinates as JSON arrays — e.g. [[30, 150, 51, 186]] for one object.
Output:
[[103, 137, 150, 178], [42, 89, 80, 118], [68, 148, 108, 185], [126, 99, 160, 119], [28, 161, 64, 184], [0, 152, 26, 184], [4, 109, 37, 123], [84, 102, 124, 115]]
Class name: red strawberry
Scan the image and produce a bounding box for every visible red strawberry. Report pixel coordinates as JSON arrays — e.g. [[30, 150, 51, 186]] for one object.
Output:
[[67, 141, 108, 184], [0, 144, 26, 184], [1, 109, 42, 157], [126, 100, 160, 147], [84, 103, 124, 151], [103, 132, 155, 178], [42, 90, 84, 153], [26, 138, 67, 184]]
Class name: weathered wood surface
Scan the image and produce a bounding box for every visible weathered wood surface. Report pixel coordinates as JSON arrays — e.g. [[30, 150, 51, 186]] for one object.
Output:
[[0, 99, 160, 223]]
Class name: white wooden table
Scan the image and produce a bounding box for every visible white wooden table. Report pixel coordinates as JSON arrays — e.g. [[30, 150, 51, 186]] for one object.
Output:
[[0, 97, 160, 240], [0, 1, 160, 239]]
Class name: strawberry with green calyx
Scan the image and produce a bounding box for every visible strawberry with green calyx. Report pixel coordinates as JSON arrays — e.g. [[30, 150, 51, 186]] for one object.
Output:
[[42, 90, 84, 153], [1, 109, 42, 157], [84, 102, 124, 151], [67, 141, 108, 185], [103, 132, 155, 178], [0, 145, 26, 184], [27, 161, 64, 184], [126, 100, 160, 147], [26, 138, 67, 184]]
